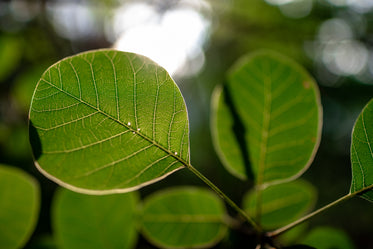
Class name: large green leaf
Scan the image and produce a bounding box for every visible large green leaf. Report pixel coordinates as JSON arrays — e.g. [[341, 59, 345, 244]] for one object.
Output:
[[302, 227, 355, 249], [29, 49, 190, 194], [242, 180, 316, 229], [53, 188, 139, 249], [350, 99, 373, 201], [141, 187, 227, 249], [0, 165, 40, 249], [213, 51, 322, 185]]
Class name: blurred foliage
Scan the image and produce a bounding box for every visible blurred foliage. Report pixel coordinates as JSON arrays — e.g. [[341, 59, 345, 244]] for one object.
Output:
[[0, 0, 372, 248]]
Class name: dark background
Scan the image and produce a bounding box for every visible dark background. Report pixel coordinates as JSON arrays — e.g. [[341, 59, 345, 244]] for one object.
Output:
[[1, 0, 373, 248]]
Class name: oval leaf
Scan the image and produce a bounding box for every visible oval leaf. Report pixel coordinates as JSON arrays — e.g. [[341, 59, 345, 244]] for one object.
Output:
[[302, 227, 355, 249], [0, 165, 40, 249], [216, 51, 322, 185], [141, 187, 227, 249], [243, 180, 316, 229], [53, 188, 139, 249], [29, 49, 190, 194], [350, 99, 373, 201]]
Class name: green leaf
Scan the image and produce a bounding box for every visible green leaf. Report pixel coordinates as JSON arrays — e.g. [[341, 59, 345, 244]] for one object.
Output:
[[350, 99, 373, 201], [211, 85, 249, 180], [302, 227, 355, 249], [242, 180, 316, 229], [213, 51, 322, 185], [0, 165, 40, 249], [52, 188, 139, 249], [0, 35, 22, 82], [29, 49, 190, 194], [141, 187, 227, 249]]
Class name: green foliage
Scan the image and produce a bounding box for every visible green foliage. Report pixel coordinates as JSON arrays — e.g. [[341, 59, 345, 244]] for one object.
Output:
[[52, 188, 138, 249], [0, 165, 40, 249], [302, 227, 355, 249], [243, 180, 316, 229], [212, 51, 322, 185], [29, 49, 189, 194], [0, 35, 22, 82], [141, 187, 227, 249], [350, 99, 373, 201], [26, 49, 371, 248]]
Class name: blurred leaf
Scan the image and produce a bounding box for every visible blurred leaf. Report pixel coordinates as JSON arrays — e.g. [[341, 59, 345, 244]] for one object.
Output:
[[278, 223, 308, 245], [29, 49, 189, 194], [0, 35, 22, 82], [141, 187, 227, 249], [243, 180, 316, 229], [221, 51, 322, 185], [12, 66, 47, 113], [52, 188, 139, 249], [0, 165, 40, 249], [350, 99, 373, 201], [2, 125, 31, 159], [302, 227, 355, 249]]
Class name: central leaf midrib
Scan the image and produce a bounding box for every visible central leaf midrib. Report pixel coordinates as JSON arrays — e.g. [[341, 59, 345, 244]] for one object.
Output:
[[40, 79, 189, 167], [257, 75, 272, 187]]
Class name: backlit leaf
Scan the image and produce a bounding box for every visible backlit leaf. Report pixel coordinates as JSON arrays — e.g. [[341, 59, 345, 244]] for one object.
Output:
[[141, 187, 227, 249], [350, 99, 373, 201], [213, 51, 322, 185], [0, 165, 40, 249], [243, 180, 316, 229], [53, 188, 138, 249], [29, 49, 189, 194]]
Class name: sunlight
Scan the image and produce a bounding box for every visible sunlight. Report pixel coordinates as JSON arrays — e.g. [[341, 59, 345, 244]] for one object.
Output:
[[112, 1, 211, 77]]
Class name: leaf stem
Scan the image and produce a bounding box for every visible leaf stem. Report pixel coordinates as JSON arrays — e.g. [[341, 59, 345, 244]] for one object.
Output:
[[267, 185, 373, 237], [186, 164, 262, 233]]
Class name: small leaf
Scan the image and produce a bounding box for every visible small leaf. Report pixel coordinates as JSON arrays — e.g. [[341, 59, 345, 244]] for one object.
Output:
[[29, 49, 190, 194], [350, 99, 373, 201], [302, 227, 355, 249], [52, 188, 139, 249], [213, 51, 322, 185], [0, 165, 40, 249], [141, 187, 227, 249], [243, 180, 316, 229]]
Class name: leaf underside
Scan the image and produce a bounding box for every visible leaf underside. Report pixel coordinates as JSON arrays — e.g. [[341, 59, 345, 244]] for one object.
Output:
[[0, 165, 40, 249], [53, 188, 138, 249], [29, 49, 190, 194], [350, 98, 373, 201], [213, 51, 322, 185], [141, 187, 227, 249]]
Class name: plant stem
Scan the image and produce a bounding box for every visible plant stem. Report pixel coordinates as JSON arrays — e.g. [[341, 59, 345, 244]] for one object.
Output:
[[267, 186, 373, 237], [186, 164, 262, 233]]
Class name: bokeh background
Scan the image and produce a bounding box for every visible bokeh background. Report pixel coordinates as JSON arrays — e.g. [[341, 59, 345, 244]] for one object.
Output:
[[1, 0, 373, 248]]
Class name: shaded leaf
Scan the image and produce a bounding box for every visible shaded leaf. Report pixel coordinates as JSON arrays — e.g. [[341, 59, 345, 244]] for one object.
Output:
[[302, 227, 355, 249], [53, 188, 138, 249], [211, 85, 250, 179], [350, 99, 373, 201], [243, 180, 316, 229], [0, 165, 40, 249], [141, 187, 227, 249], [29, 49, 189, 194], [214, 51, 322, 185]]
